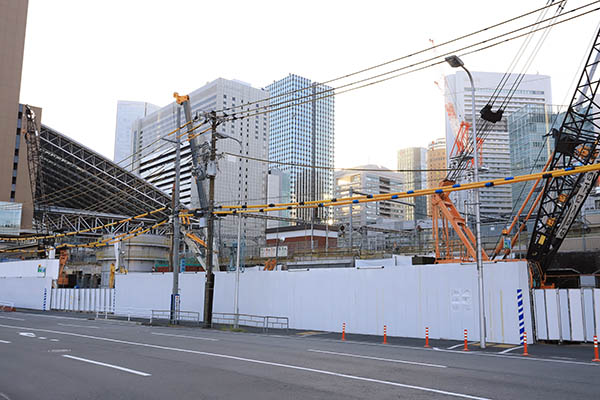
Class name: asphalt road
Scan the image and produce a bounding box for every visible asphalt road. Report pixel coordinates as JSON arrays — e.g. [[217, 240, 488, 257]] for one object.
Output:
[[0, 311, 598, 399]]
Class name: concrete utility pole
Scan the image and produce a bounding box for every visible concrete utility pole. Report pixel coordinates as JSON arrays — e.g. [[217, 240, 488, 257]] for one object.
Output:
[[203, 111, 219, 328], [169, 108, 182, 324], [233, 214, 242, 328], [349, 186, 353, 250]]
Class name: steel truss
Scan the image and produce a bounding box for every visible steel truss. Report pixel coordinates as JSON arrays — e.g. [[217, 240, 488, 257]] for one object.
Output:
[[31, 125, 171, 234], [527, 26, 600, 271]]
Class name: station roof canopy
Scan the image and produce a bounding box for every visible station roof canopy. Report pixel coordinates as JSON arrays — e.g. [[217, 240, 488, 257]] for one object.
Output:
[[34, 125, 171, 232]]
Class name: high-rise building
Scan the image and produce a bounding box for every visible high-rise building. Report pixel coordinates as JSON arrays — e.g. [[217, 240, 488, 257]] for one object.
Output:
[[0, 0, 34, 233], [397, 147, 427, 220], [113, 100, 159, 168], [131, 78, 269, 244], [427, 137, 446, 216], [266, 74, 335, 223], [444, 71, 551, 224], [266, 168, 290, 229], [334, 165, 404, 229], [508, 104, 561, 212]]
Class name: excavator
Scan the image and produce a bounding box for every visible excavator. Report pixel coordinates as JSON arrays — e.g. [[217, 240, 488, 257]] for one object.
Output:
[[431, 26, 600, 288]]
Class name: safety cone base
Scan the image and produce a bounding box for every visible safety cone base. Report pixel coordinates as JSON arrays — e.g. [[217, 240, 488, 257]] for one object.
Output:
[[593, 358, 600, 362]]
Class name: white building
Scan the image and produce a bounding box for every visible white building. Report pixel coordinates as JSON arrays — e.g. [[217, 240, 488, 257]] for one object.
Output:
[[444, 71, 551, 225], [113, 100, 159, 168], [397, 147, 427, 220], [130, 78, 269, 244], [334, 165, 404, 228], [266, 74, 335, 223]]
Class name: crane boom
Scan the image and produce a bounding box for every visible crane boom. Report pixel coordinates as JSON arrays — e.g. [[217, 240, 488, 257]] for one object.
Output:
[[527, 26, 600, 274]]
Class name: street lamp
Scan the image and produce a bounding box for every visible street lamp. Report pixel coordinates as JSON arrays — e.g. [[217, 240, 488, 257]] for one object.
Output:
[[445, 55, 486, 349]]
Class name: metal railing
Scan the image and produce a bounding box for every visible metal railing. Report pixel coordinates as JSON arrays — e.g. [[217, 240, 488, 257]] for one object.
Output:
[[96, 307, 152, 322], [212, 312, 289, 332], [150, 309, 201, 324]]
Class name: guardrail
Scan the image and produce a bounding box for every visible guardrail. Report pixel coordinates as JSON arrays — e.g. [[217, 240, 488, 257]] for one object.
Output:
[[96, 307, 152, 322], [212, 312, 289, 332], [150, 310, 201, 325]]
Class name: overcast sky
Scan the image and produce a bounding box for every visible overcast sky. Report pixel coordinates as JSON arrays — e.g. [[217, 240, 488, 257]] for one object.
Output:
[[19, 0, 600, 170]]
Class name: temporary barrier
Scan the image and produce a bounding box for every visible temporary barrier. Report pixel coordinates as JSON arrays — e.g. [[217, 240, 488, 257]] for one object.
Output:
[[533, 288, 599, 342], [50, 288, 115, 314]]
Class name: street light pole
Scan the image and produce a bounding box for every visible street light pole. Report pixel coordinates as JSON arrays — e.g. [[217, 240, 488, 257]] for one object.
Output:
[[234, 213, 242, 328], [446, 55, 486, 349]]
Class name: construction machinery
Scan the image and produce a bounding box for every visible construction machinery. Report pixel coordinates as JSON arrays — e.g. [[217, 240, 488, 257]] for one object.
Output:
[[432, 25, 600, 288]]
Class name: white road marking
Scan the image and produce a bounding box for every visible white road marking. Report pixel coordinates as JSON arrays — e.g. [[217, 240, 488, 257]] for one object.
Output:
[[307, 349, 447, 368], [62, 355, 151, 377], [18, 332, 35, 338], [14, 313, 88, 321], [38, 337, 47, 340], [0, 340, 11, 344], [499, 346, 523, 354], [58, 323, 99, 329], [0, 324, 487, 400], [48, 349, 70, 353], [0, 392, 10, 400], [0, 316, 24, 321], [447, 343, 472, 350], [151, 332, 218, 341], [50, 339, 60, 342]]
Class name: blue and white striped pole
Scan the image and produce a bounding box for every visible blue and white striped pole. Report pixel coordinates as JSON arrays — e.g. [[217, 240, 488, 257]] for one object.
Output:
[[517, 289, 525, 344]]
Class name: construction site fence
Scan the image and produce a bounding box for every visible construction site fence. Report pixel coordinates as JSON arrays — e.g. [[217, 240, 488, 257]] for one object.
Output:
[[50, 287, 115, 314], [533, 288, 600, 342]]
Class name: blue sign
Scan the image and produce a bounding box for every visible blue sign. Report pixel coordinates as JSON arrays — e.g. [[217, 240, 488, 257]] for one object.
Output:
[[180, 259, 186, 273]]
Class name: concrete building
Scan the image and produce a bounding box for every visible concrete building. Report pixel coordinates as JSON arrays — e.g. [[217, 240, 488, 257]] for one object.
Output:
[[397, 147, 427, 220], [444, 71, 552, 225], [334, 165, 404, 232], [426, 137, 446, 216], [0, 0, 35, 234], [113, 100, 159, 168], [131, 78, 269, 245], [266, 74, 335, 223], [507, 104, 560, 213]]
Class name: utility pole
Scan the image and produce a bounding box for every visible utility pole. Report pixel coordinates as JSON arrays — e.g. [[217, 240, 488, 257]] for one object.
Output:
[[169, 108, 182, 324], [203, 111, 219, 328], [349, 186, 353, 251]]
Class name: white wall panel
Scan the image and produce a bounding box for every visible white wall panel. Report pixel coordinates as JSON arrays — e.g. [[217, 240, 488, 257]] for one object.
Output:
[[569, 289, 584, 341], [0, 277, 52, 310]]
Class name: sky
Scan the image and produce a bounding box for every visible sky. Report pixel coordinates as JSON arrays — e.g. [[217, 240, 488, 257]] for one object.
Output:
[[19, 0, 600, 171]]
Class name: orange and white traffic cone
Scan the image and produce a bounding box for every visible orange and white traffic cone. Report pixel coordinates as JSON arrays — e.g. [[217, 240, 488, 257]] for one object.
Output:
[[593, 336, 599, 362], [341, 322, 346, 341], [463, 329, 469, 352], [424, 327, 430, 348]]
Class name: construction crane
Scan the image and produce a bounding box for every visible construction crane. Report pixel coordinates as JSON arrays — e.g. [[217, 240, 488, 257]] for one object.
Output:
[[432, 25, 600, 288], [526, 26, 600, 286]]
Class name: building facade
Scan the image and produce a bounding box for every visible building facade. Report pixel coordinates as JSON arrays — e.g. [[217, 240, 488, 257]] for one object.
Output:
[[113, 100, 159, 168], [444, 71, 552, 226], [131, 78, 269, 244], [427, 137, 446, 216], [507, 104, 559, 213], [266, 168, 291, 229], [266, 74, 335, 223], [0, 1, 34, 234], [397, 147, 427, 220], [334, 165, 404, 229]]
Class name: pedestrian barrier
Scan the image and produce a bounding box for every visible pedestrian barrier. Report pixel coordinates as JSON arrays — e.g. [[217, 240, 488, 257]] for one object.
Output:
[[211, 312, 289, 332], [463, 329, 469, 351], [424, 327, 430, 348], [151, 310, 201, 324], [50, 288, 115, 314], [97, 307, 151, 322]]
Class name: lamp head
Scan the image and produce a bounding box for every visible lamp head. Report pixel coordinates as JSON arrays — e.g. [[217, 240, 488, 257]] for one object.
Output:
[[445, 55, 464, 68]]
